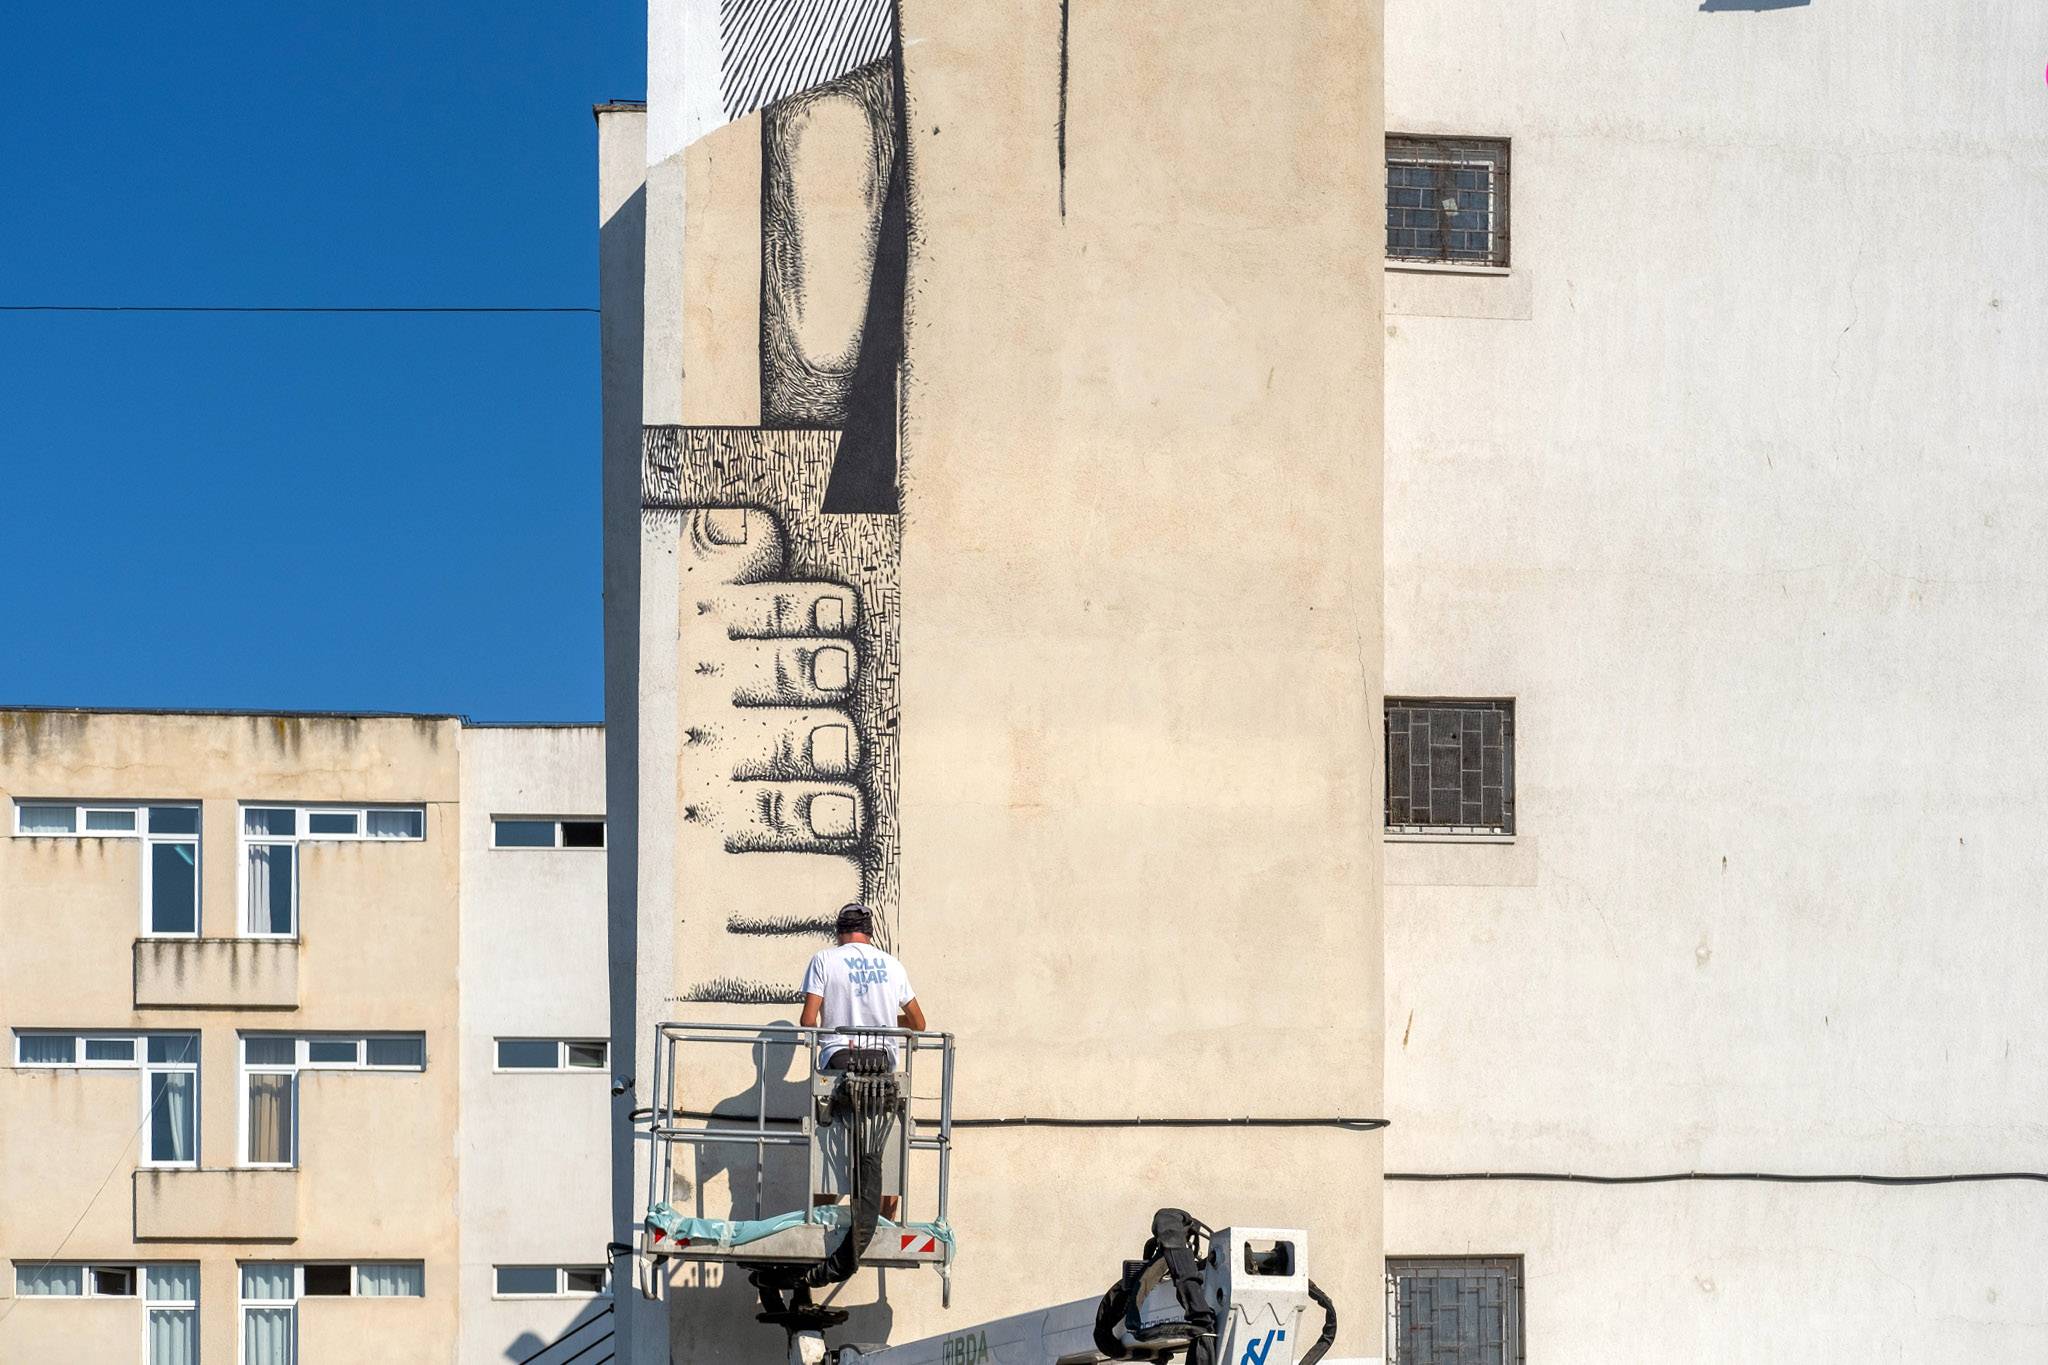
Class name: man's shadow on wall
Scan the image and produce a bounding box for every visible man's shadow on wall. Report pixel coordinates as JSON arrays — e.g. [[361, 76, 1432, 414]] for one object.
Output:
[[662, 1023, 896, 1359]]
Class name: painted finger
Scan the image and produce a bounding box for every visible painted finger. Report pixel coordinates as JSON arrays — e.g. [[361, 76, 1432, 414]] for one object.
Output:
[[716, 781, 865, 852], [677, 507, 788, 588], [709, 582, 860, 640], [725, 640, 858, 707]]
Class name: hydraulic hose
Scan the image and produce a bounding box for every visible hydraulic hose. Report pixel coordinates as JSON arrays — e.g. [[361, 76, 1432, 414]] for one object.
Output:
[[803, 1061, 899, 1289], [1300, 1279, 1337, 1365]]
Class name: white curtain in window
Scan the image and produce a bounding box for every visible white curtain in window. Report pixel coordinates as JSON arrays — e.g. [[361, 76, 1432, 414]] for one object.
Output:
[[15, 1264, 83, 1296], [18, 1035, 74, 1065], [246, 844, 293, 934], [366, 808, 422, 839], [241, 1264, 295, 1301], [246, 1074, 294, 1164], [355, 1263, 424, 1297], [18, 805, 75, 833], [151, 1071, 196, 1163], [148, 1308, 198, 1365], [243, 1306, 295, 1365], [147, 1264, 199, 1301]]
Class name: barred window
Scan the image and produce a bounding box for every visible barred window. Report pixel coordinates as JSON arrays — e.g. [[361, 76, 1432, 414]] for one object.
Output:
[[1386, 136, 1510, 267], [1386, 699, 1514, 836], [1387, 1257, 1525, 1365]]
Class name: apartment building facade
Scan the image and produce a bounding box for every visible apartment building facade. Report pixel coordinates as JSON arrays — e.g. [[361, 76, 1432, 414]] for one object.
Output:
[[455, 724, 614, 1365], [1378, 1, 2048, 1361], [0, 711, 613, 1365]]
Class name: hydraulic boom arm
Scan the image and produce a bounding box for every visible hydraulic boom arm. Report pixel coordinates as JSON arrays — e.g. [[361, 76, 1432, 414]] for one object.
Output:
[[817, 1210, 1336, 1365]]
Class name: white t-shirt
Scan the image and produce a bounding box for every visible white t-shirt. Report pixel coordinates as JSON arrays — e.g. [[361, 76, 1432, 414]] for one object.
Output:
[[801, 942, 916, 1065]]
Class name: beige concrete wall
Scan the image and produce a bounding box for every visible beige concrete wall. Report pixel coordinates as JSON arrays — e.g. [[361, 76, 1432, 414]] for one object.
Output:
[[0, 710, 464, 1363], [0, 1297, 141, 1363], [893, 0, 1383, 1350], [630, 1, 1386, 1359]]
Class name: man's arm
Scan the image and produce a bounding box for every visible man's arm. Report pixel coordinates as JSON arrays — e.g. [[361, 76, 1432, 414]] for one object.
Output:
[[898, 997, 926, 1031], [801, 993, 824, 1028]]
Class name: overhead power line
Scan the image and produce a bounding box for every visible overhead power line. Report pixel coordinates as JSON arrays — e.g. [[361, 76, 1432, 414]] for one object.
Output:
[[1385, 1170, 2048, 1186], [0, 304, 598, 315]]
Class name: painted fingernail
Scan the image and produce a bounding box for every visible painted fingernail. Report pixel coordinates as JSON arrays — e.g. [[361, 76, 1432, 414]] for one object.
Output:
[[810, 645, 852, 691], [703, 509, 749, 545], [806, 792, 858, 839], [809, 725, 852, 774]]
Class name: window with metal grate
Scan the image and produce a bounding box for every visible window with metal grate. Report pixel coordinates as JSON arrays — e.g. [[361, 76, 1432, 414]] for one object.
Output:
[[1385, 699, 1515, 836], [1386, 136, 1511, 267], [1386, 1257, 1525, 1365]]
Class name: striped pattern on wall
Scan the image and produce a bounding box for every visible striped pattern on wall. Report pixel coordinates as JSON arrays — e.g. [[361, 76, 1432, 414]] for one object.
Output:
[[718, 0, 895, 122]]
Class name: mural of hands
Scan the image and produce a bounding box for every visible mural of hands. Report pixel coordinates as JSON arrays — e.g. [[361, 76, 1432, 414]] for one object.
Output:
[[661, 474, 899, 1004], [679, 508, 866, 854]]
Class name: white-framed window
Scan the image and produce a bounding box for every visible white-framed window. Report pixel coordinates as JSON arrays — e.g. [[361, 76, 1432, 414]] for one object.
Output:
[[239, 1034, 426, 1167], [9, 801, 201, 936], [144, 806, 201, 937], [242, 1260, 425, 1359], [15, 1031, 138, 1068], [239, 803, 425, 937], [12, 1263, 134, 1297], [146, 1262, 200, 1365], [491, 816, 605, 849], [144, 1034, 200, 1167], [11, 1262, 199, 1364], [241, 1262, 297, 1365], [492, 1264, 609, 1298], [12, 1032, 199, 1167], [494, 1038, 609, 1072], [13, 800, 145, 837]]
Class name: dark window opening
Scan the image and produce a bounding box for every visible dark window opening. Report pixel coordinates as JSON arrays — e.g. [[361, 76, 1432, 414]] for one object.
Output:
[[1387, 1256, 1524, 1365], [301, 1264, 353, 1296], [1385, 699, 1514, 835], [91, 1266, 136, 1297]]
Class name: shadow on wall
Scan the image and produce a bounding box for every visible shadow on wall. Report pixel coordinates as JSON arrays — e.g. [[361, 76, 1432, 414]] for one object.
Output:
[[502, 1300, 614, 1364], [1699, 0, 1811, 10], [664, 1027, 895, 1360]]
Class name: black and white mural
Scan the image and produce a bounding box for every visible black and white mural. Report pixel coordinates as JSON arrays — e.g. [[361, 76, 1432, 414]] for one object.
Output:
[[647, 0, 909, 1006]]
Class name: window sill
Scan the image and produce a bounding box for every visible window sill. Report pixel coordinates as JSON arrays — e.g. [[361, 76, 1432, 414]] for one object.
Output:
[[489, 846, 606, 851], [491, 1068, 610, 1075], [1385, 831, 1515, 844], [1385, 260, 1511, 277], [492, 1292, 611, 1302]]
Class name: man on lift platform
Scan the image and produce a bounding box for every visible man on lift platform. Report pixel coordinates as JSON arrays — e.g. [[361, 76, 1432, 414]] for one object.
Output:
[[800, 902, 926, 1068], [800, 902, 925, 1220]]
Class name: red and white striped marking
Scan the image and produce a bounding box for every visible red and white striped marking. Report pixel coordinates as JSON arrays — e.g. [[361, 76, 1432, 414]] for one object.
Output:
[[898, 1232, 939, 1254]]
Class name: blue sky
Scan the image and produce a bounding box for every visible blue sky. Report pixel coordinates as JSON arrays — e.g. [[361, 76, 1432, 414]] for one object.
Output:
[[0, 3, 643, 721]]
